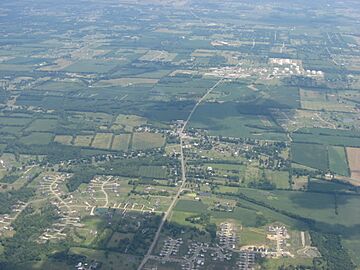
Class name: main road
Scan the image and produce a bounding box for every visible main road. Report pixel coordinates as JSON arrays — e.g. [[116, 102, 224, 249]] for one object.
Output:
[[137, 78, 223, 270]]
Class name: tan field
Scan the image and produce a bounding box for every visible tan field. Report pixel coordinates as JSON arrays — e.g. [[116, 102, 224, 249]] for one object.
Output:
[[346, 147, 360, 181]]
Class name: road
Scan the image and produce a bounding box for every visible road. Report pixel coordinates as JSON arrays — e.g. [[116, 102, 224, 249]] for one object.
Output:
[[100, 177, 111, 208], [137, 78, 224, 270], [49, 176, 71, 211]]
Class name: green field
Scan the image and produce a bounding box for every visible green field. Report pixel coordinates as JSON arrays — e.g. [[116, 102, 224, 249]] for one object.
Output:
[[238, 188, 360, 231], [25, 118, 58, 132], [0, 116, 31, 126], [292, 128, 360, 147], [19, 132, 53, 145], [190, 102, 287, 141], [62, 59, 123, 73], [132, 132, 165, 150], [174, 200, 208, 213], [139, 166, 167, 179], [265, 170, 290, 189], [328, 146, 350, 176], [291, 143, 328, 171]]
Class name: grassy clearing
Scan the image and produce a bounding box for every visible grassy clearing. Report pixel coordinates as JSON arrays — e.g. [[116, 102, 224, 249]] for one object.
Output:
[[111, 134, 131, 151], [112, 114, 147, 130], [69, 247, 141, 270], [263, 257, 313, 269], [174, 200, 208, 213], [265, 170, 290, 189], [239, 227, 267, 246], [132, 132, 165, 150]]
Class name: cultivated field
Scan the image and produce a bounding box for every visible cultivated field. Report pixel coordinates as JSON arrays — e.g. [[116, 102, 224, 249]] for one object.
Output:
[[132, 132, 165, 150], [91, 133, 113, 149], [111, 134, 131, 151], [346, 147, 360, 180]]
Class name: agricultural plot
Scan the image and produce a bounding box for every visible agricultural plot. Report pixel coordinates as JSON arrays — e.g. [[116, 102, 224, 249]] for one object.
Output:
[[139, 166, 167, 179], [111, 134, 131, 151], [1, 1, 360, 269], [299, 89, 354, 112], [139, 50, 177, 62], [94, 78, 158, 88], [19, 132, 53, 145], [132, 132, 165, 150], [36, 79, 86, 92], [291, 143, 328, 171], [292, 128, 360, 147], [25, 118, 58, 132], [328, 146, 349, 176], [74, 135, 94, 147], [91, 133, 113, 149], [0, 116, 31, 126], [346, 147, 360, 181], [238, 188, 360, 236], [54, 135, 73, 145], [62, 59, 123, 73], [190, 102, 287, 141]]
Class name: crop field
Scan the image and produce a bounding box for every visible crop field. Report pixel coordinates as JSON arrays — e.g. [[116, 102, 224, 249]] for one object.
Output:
[[1, 1, 360, 269], [132, 132, 165, 150], [111, 134, 131, 151], [74, 135, 94, 147], [190, 103, 287, 141], [346, 147, 360, 181], [25, 118, 58, 132], [19, 132, 53, 145], [299, 89, 354, 112], [139, 166, 167, 179], [62, 59, 123, 73], [291, 143, 328, 171], [0, 116, 31, 126], [54, 135, 73, 145], [292, 131, 360, 147], [328, 146, 349, 176], [239, 188, 360, 229], [36, 79, 86, 92], [91, 133, 113, 149], [94, 78, 158, 88]]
